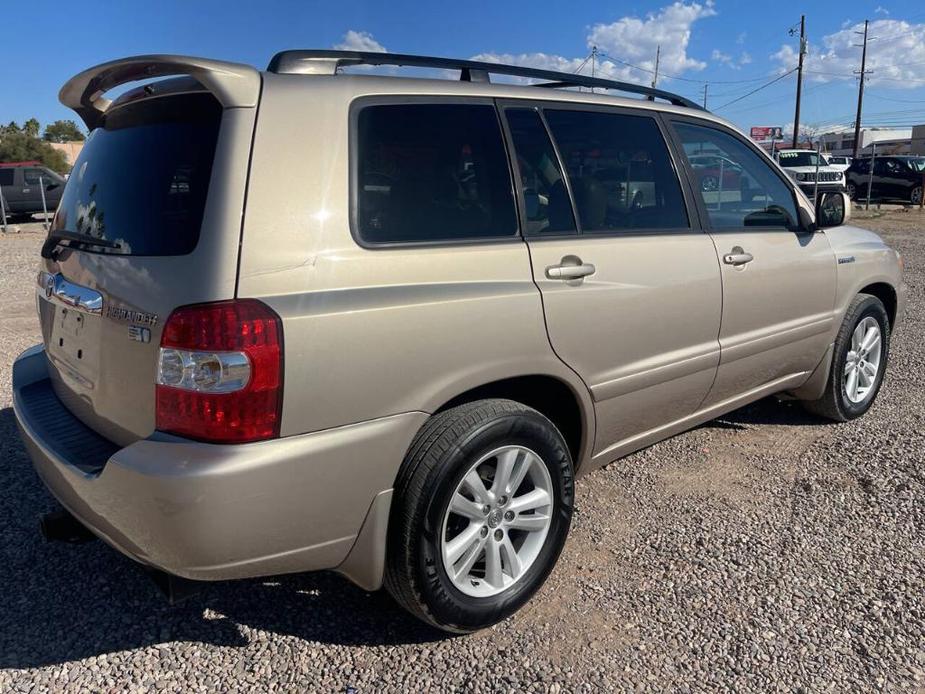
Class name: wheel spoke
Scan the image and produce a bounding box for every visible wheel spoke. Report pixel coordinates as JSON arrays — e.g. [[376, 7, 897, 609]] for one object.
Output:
[[507, 513, 550, 532], [852, 323, 865, 351], [450, 492, 486, 520], [861, 328, 881, 354], [444, 523, 482, 565], [500, 535, 523, 580], [491, 448, 521, 496], [508, 488, 552, 513], [484, 538, 503, 588], [462, 469, 488, 504], [506, 453, 533, 497], [844, 356, 856, 376], [846, 369, 860, 401], [453, 536, 486, 579], [861, 361, 878, 382]]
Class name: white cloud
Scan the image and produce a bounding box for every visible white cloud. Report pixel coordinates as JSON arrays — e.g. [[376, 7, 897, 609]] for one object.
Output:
[[772, 18, 925, 88], [334, 30, 386, 53], [472, 1, 717, 85], [712, 48, 752, 70], [736, 32, 747, 45], [874, 6, 890, 15]]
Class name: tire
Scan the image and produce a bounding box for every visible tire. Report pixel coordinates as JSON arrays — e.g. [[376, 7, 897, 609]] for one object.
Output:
[[803, 293, 890, 422], [846, 182, 857, 200], [384, 399, 574, 633], [911, 185, 923, 206]]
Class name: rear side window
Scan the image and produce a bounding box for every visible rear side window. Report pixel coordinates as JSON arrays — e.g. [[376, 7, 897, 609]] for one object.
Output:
[[356, 103, 517, 244], [504, 108, 576, 235], [52, 93, 222, 255], [0, 169, 13, 186], [543, 109, 688, 232]]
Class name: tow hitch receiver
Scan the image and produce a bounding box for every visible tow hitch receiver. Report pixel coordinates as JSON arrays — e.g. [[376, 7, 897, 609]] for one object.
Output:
[[39, 509, 96, 543]]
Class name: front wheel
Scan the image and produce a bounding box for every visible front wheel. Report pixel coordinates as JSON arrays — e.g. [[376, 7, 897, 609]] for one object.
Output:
[[384, 399, 574, 633], [846, 182, 857, 200], [803, 293, 890, 421]]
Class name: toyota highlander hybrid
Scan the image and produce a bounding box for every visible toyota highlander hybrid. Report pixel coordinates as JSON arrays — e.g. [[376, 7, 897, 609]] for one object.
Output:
[[13, 51, 906, 633]]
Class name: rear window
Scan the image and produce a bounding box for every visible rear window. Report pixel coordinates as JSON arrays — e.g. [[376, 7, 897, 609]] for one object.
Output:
[[51, 93, 221, 255], [355, 103, 517, 244]]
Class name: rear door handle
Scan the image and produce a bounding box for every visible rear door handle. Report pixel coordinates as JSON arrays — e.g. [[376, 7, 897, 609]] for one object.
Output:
[[723, 247, 754, 266], [546, 256, 596, 280]]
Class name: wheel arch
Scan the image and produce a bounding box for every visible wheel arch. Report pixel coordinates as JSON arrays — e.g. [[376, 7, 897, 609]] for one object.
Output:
[[859, 282, 897, 327], [434, 374, 594, 475]]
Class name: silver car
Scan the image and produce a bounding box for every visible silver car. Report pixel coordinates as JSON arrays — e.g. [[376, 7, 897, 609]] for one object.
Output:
[[13, 51, 906, 633]]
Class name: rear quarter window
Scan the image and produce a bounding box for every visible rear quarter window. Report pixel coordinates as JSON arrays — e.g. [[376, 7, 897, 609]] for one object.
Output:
[[0, 169, 14, 186], [355, 103, 518, 245]]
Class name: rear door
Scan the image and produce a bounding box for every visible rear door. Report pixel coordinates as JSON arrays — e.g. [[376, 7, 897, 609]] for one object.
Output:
[[39, 90, 253, 445], [668, 118, 836, 406], [504, 103, 722, 461]]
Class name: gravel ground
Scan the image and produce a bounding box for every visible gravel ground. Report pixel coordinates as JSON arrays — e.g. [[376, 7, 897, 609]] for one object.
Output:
[[1, 210, 923, 692]]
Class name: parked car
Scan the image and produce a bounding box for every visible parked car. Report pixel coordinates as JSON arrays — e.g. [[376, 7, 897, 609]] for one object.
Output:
[[0, 162, 65, 220], [823, 154, 852, 172], [775, 149, 846, 198], [846, 156, 925, 205], [13, 51, 906, 633]]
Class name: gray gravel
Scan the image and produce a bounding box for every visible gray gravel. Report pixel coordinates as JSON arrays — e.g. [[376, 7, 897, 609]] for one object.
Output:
[[1, 211, 923, 692]]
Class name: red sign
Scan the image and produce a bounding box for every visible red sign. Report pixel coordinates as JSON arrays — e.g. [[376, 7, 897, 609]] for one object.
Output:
[[750, 126, 783, 141]]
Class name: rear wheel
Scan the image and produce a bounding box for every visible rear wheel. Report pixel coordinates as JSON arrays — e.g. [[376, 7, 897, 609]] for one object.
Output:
[[911, 185, 923, 206], [803, 294, 890, 421], [385, 399, 574, 633]]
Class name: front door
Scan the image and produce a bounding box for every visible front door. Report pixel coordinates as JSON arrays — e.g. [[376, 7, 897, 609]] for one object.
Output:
[[670, 119, 837, 406], [501, 104, 722, 464]]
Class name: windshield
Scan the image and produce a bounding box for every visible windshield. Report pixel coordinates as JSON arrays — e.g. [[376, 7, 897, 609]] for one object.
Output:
[[906, 158, 925, 173], [51, 93, 221, 256], [778, 151, 823, 167]]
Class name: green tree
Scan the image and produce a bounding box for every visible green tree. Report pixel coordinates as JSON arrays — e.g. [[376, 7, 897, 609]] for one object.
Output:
[[1, 121, 20, 135], [0, 132, 69, 173], [43, 119, 85, 143], [23, 118, 40, 137]]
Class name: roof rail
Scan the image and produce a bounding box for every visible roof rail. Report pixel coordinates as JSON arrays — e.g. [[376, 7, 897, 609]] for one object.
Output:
[[267, 50, 703, 110]]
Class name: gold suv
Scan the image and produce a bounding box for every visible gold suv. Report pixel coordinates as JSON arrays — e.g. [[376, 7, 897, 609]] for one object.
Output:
[[13, 51, 906, 633]]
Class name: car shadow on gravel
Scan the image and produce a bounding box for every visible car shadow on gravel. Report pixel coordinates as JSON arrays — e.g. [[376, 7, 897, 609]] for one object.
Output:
[[701, 396, 829, 430], [0, 407, 449, 669]]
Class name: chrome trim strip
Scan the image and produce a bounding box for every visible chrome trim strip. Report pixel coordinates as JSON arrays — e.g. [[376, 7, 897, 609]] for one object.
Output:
[[37, 272, 103, 315]]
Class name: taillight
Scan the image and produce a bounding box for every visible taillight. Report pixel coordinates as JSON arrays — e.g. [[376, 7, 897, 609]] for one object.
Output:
[[155, 299, 283, 443]]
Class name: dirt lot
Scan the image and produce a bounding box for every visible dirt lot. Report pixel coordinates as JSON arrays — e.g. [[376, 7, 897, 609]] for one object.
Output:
[[1, 209, 923, 692]]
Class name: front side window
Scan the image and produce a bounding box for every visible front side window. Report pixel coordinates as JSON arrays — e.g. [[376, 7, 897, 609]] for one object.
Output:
[[0, 169, 13, 186], [504, 108, 576, 235], [674, 122, 798, 230], [24, 168, 51, 185], [356, 103, 517, 244], [543, 110, 688, 232]]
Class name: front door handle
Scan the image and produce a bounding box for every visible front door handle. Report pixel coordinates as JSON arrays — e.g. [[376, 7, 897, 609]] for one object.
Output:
[[546, 255, 596, 280], [723, 247, 754, 266]]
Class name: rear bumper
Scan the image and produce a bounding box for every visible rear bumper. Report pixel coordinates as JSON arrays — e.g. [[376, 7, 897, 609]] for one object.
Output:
[[13, 345, 425, 582]]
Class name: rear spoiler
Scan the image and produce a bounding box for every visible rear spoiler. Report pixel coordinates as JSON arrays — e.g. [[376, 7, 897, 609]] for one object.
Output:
[[59, 55, 260, 129]]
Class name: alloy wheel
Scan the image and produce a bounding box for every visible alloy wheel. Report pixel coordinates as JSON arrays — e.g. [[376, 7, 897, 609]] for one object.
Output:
[[440, 445, 553, 598], [844, 316, 882, 404]]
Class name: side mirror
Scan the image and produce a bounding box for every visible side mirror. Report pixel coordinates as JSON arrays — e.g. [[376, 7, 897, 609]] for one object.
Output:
[[46, 182, 60, 191], [816, 191, 850, 228]]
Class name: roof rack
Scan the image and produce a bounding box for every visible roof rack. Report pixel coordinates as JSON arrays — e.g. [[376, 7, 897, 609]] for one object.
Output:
[[267, 50, 703, 110]]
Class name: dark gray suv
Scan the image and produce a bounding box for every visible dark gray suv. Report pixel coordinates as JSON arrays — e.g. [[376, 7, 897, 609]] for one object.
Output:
[[0, 163, 65, 220]]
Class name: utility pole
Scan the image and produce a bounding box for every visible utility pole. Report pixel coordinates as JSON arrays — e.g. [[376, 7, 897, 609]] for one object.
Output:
[[651, 45, 661, 89], [792, 15, 806, 148], [702, 83, 708, 109], [852, 20, 870, 160]]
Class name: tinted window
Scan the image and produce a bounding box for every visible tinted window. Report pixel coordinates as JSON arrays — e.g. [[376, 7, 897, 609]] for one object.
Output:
[[356, 104, 517, 244], [675, 122, 798, 230], [0, 169, 13, 186], [543, 110, 688, 232], [852, 159, 870, 174], [24, 168, 51, 185], [504, 108, 576, 235], [52, 93, 221, 255]]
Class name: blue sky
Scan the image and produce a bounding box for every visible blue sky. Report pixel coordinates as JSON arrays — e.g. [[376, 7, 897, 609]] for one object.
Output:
[[3, 0, 924, 137]]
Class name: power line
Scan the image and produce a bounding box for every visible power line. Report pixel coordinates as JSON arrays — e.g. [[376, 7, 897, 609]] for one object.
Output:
[[713, 69, 797, 110]]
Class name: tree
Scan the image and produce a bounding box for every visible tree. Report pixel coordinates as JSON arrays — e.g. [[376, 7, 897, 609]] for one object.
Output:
[[23, 118, 40, 137], [1, 121, 20, 135], [0, 132, 69, 173], [43, 119, 85, 143]]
